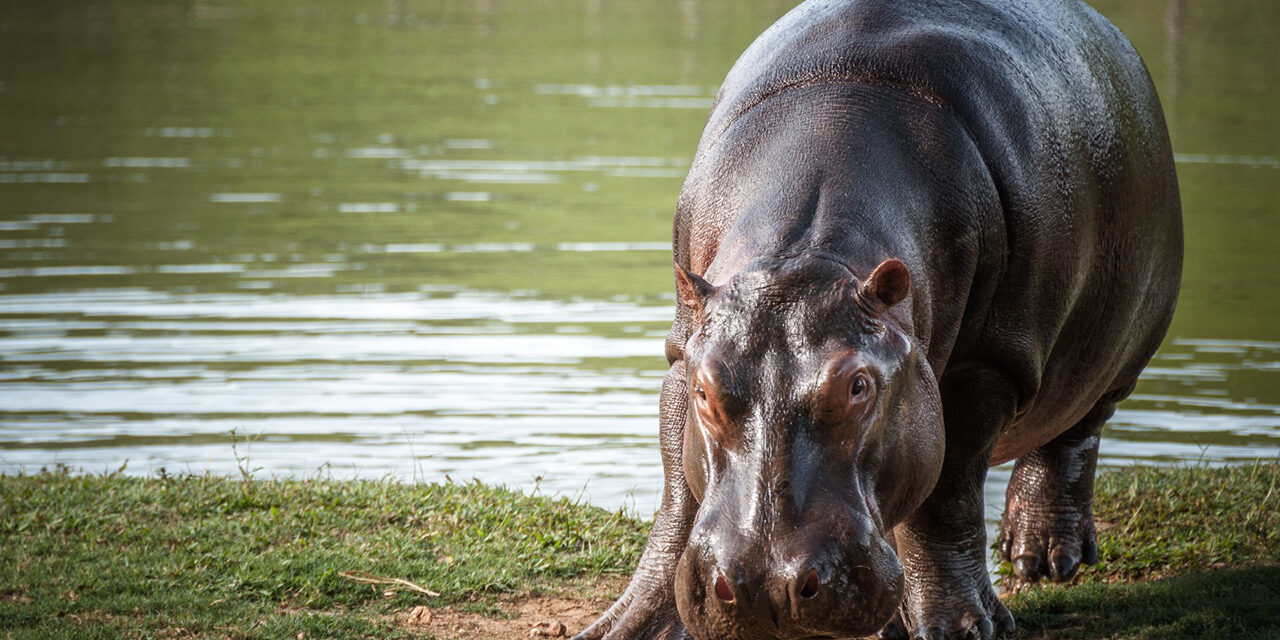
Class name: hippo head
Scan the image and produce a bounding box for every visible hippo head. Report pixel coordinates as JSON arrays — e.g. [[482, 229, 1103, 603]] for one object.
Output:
[[672, 254, 945, 640]]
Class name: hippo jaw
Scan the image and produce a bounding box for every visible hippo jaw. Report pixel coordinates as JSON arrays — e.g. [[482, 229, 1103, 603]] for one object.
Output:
[[671, 254, 945, 639]]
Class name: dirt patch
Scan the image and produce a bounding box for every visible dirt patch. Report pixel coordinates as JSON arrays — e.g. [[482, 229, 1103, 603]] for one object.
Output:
[[1, 591, 34, 605], [397, 576, 627, 639]]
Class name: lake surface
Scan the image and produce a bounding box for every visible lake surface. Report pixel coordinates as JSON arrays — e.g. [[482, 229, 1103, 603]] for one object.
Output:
[[1, 0, 1277, 532]]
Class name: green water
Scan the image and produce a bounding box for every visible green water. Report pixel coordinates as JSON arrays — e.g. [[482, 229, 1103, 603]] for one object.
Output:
[[0, 0, 1276, 513]]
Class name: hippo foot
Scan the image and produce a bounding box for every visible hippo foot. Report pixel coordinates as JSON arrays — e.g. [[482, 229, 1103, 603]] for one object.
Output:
[[573, 577, 690, 640], [893, 578, 1015, 640], [998, 401, 1110, 587], [997, 500, 1098, 586]]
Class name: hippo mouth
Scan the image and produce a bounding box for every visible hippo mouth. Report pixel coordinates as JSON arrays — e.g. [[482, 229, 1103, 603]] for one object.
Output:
[[673, 515, 904, 640]]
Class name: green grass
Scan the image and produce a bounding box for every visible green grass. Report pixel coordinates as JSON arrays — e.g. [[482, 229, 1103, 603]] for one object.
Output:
[[1004, 461, 1280, 639], [1, 462, 1276, 639], [1009, 566, 1280, 639], [1087, 462, 1280, 580], [0, 469, 646, 639]]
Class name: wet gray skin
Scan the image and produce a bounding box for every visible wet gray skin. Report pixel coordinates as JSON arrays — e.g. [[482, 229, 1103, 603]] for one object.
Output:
[[672, 256, 942, 640], [575, 0, 1181, 638]]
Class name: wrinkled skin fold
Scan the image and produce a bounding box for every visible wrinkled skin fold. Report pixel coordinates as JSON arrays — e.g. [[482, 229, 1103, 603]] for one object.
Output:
[[575, 0, 1181, 639]]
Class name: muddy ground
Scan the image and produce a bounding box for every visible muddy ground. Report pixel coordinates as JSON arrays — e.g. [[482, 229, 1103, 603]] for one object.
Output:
[[394, 576, 628, 639]]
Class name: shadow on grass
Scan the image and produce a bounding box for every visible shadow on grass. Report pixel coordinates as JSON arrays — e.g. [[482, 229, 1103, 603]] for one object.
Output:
[[1010, 566, 1280, 639]]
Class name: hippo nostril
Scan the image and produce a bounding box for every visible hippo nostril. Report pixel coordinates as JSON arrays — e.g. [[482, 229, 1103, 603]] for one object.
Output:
[[799, 568, 820, 599], [714, 573, 735, 603]]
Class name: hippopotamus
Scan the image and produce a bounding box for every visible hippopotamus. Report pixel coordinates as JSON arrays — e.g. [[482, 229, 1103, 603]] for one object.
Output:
[[576, 0, 1182, 638]]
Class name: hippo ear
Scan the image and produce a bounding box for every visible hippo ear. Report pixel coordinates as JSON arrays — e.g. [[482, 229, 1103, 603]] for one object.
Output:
[[674, 263, 717, 310], [860, 258, 910, 309]]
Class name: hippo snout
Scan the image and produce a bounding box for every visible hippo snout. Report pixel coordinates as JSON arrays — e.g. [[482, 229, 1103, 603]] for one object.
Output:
[[674, 516, 904, 640]]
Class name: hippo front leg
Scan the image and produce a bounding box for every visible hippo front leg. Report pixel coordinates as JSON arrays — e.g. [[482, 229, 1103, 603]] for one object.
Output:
[[574, 337, 697, 639], [886, 365, 1017, 640], [998, 399, 1115, 585]]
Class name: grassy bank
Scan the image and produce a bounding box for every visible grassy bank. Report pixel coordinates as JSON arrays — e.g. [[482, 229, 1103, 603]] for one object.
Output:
[[1, 462, 1276, 639], [1008, 462, 1279, 638], [0, 472, 645, 639]]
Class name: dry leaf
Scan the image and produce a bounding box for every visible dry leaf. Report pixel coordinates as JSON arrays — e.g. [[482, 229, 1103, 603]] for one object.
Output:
[[529, 620, 567, 637], [406, 605, 434, 627]]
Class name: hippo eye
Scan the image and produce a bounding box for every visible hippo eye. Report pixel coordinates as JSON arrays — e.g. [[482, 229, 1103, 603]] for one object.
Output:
[[850, 374, 868, 399]]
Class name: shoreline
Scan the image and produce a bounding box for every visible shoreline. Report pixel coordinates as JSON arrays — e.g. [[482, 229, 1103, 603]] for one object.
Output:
[[2, 462, 1276, 639]]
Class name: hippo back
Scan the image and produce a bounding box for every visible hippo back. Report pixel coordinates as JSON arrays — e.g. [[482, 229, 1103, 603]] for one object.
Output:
[[679, 0, 1182, 459]]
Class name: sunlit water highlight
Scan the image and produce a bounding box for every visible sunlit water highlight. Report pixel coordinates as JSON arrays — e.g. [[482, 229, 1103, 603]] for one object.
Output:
[[2, 283, 1276, 526]]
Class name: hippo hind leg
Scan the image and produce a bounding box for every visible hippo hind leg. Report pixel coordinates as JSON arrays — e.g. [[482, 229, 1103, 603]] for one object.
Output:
[[997, 396, 1121, 586]]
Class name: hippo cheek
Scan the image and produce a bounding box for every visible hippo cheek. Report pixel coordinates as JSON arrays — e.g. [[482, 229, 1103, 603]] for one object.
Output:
[[674, 520, 905, 640]]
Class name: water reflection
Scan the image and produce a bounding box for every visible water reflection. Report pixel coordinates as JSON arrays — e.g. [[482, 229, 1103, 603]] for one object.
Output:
[[1, 283, 1276, 518], [0, 285, 670, 509]]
